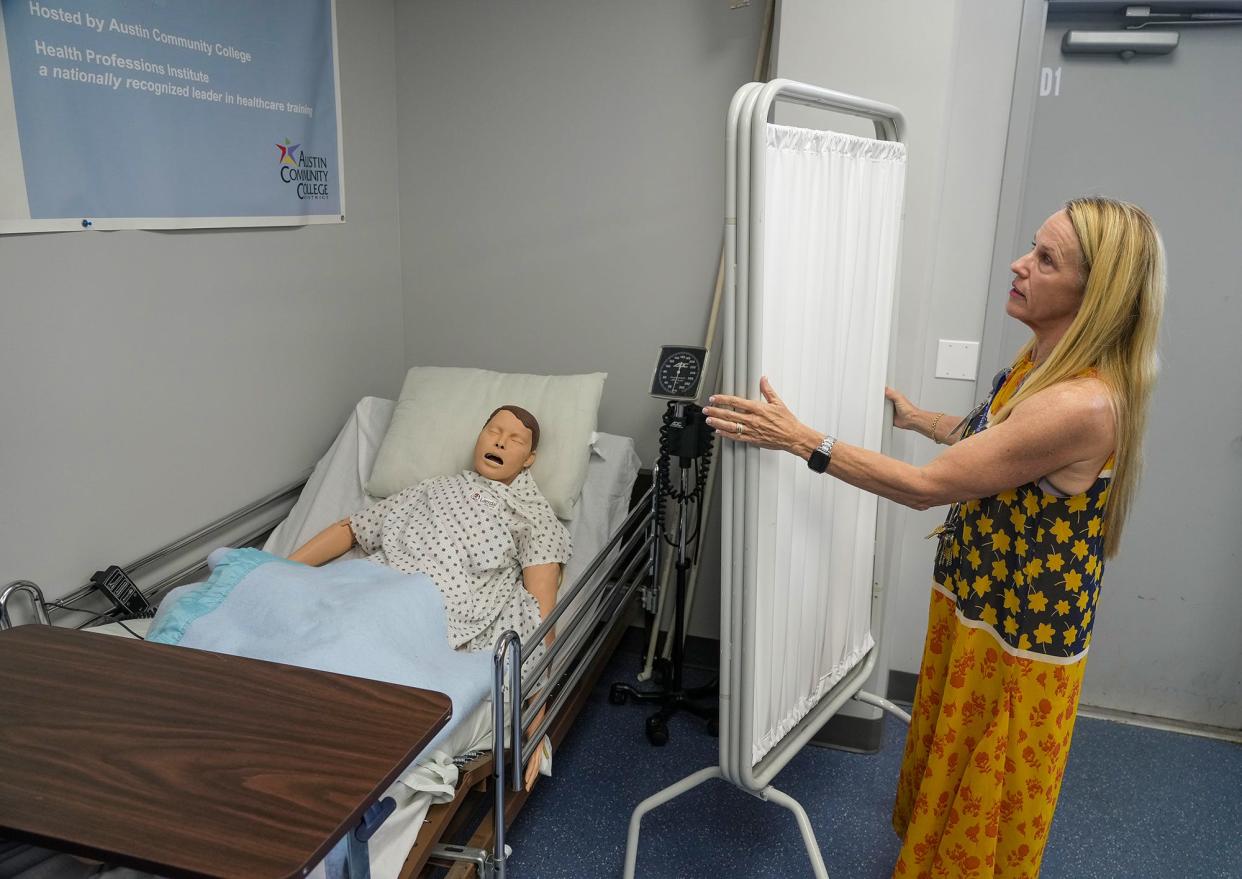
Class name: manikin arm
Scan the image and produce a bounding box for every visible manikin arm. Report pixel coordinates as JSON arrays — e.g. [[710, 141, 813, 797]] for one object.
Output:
[[521, 562, 561, 650], [288, 518, 355, 566], [521, 561, 561, 788]]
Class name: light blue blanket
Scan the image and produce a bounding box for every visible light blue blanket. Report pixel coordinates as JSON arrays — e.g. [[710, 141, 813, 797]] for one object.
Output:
[[147, 547, 494, 757]]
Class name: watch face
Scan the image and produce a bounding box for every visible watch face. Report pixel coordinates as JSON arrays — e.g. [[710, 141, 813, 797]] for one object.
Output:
[[651, 346, 708, 399]]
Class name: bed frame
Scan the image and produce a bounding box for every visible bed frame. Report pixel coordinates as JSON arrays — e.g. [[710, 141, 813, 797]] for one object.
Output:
[[1, 472, 657, 879]]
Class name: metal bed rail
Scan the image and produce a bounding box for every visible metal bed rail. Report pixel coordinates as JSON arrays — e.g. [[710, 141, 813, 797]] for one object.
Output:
[[522, 500, 654, 689], [0, 581, 51, 630], [522, 530, 655, 752], [449, 482, 658, 879], [121, 476, 309, 579], [1, 475, 307, 629]]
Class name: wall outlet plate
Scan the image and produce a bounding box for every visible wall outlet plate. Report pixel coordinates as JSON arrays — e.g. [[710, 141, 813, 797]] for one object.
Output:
[[935, 339, 979, 381]]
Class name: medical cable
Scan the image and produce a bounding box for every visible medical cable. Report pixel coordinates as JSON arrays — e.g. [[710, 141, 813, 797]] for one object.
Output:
[[654, 404, 713, 552], [46, 600, 104, 619], [111, 619, 146, 640], [38, 599, 148, 639]]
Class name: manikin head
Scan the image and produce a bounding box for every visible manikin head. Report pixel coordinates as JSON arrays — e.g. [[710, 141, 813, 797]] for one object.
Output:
[[472, 405, 540, 485]]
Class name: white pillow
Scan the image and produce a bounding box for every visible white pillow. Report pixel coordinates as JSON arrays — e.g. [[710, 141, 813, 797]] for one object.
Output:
[[366, 367, 607, 519]]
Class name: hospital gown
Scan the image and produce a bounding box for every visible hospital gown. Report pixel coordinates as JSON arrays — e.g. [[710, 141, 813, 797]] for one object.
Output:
[[349, 469, 572, 670]]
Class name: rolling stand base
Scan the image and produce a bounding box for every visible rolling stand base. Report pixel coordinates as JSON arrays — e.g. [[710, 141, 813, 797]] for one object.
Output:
[[610, 677, 718, 745]]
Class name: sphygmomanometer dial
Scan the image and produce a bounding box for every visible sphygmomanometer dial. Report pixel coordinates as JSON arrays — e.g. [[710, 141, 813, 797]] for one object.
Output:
[[650, 345, 708, 400]]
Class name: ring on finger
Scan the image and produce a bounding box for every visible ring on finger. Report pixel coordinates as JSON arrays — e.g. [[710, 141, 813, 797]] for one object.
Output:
[[735, 421, 745, 435]]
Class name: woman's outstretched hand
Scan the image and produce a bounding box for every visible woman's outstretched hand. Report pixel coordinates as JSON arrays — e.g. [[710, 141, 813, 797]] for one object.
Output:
[[885, 386, 920, 432], [703, 376, 820, 458]]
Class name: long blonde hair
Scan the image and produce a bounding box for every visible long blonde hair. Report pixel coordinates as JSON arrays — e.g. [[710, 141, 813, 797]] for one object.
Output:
[[993, 197, 1165, 558]]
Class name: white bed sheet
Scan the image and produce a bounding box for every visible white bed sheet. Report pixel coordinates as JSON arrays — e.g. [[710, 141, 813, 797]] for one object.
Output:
[[83, 396, 640, 879]]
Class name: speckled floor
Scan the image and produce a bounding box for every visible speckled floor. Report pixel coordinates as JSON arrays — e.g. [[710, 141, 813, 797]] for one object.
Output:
[[503, 649, 1242, 879]]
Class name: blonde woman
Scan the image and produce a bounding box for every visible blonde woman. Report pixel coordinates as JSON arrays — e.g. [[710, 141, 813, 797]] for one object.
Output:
[[703, 196, 1165, 878]]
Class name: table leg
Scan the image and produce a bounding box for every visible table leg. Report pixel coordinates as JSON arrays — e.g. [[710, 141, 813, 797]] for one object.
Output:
[[324, 795, 395, 879], [345, 832, 371, 879]]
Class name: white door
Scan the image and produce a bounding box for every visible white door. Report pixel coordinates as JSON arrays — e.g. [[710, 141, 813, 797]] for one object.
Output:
[[981, 8, 1241, 729]]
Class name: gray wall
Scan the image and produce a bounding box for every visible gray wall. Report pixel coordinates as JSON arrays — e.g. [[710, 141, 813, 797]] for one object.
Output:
[[387, 0, 1030, 648], [0, 0, 406, 601], [774, 0, 1028, 680], [392, 0, 764, 469]]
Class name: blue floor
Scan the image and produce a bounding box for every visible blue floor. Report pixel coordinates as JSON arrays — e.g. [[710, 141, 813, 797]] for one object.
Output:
[[506, 650, 1242, 878]]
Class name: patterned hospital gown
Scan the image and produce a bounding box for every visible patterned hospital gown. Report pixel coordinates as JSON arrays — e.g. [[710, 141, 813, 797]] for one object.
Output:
[[349, 469, 572, 669]]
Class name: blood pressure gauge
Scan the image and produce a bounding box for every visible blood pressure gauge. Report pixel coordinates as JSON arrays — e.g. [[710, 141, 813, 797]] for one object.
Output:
[[650, 345, 709, 400]]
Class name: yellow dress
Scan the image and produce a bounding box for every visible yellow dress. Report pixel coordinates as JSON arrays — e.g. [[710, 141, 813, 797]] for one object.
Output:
[[892, 357, 1111, 878]]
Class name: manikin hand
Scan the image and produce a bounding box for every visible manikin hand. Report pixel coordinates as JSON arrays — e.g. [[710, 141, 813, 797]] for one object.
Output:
[[524, 706, 546, 790]]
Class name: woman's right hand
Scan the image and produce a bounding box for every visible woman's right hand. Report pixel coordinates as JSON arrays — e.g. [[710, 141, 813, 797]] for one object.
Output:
[[885, 387, 921, 432]]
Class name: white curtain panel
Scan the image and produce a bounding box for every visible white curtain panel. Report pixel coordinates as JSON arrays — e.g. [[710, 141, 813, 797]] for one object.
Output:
[[748, 124, 906, 765]]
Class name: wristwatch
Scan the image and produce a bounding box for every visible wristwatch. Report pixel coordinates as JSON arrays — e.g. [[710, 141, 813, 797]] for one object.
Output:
[[807, 434, 836, 473]]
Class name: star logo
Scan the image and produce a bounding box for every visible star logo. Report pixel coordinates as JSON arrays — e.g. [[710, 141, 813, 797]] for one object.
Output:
[[275, 138, 301, 166]]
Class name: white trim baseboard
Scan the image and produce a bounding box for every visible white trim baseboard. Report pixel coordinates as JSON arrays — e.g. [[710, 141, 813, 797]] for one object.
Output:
[[1076, 704, 1242, 745]]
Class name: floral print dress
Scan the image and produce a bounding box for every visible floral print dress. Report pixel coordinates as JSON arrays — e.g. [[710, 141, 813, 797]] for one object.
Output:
[[892, 355, 1112, 878]]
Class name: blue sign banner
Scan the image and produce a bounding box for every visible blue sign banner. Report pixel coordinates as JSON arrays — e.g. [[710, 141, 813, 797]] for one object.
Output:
[[0, 0, 342, 231]]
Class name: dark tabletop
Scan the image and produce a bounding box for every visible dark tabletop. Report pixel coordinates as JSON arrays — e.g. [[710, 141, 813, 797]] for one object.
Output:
[[0, 624, 452, 879]]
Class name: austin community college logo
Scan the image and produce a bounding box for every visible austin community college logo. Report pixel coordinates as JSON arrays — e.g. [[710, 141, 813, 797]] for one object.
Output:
[[275, 137, 330, 200]]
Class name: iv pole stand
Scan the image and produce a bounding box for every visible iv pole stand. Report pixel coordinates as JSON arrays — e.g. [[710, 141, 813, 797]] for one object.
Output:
[[610, 402, 717, 746]]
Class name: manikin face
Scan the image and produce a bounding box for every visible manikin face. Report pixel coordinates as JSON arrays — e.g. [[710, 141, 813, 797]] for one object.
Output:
[[472, 409, 536, 485], [1007, 210, 1087, 334]]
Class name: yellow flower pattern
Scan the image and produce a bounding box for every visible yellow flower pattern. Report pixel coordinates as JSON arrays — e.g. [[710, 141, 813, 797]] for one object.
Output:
[[897, 355, 1113, 878], [931, 368, 1110, 661]]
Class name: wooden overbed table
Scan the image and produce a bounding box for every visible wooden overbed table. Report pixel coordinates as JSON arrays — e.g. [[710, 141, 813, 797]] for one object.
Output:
[[0, 624, 452, 879]]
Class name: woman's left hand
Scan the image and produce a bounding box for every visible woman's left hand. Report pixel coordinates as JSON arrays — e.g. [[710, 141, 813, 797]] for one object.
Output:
[[703, 376, 820, 457]]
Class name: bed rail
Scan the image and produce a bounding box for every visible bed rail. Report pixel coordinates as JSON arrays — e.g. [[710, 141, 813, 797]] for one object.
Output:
[[10, 475, 307, 625], [445, 482, 657, 879], [0, 581, 51, 630]]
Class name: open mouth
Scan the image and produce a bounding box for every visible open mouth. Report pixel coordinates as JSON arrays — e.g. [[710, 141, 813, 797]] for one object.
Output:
[[484, 453, 504, 466]]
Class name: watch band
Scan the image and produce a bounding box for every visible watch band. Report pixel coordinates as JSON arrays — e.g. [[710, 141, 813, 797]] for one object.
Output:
[[807, 434, 836, 473]]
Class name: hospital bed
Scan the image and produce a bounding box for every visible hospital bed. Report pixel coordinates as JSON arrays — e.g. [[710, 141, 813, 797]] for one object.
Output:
[[1, 394, 648, 879]]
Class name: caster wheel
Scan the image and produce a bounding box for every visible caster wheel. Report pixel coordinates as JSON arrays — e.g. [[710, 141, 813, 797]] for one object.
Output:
[[609, 684, 630, 706], [706, 718, 719, 737], [645, 716, 670, 746]]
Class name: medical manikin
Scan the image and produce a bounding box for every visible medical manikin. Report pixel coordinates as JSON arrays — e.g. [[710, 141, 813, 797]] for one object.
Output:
[[289, 405, 571, 786]]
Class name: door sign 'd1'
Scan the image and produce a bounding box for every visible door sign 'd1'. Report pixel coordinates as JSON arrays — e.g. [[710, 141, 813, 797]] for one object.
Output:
[[1040, 66, 1063, 97]]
